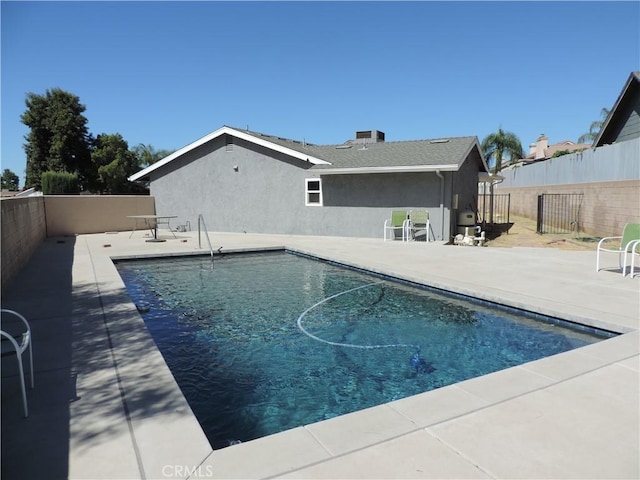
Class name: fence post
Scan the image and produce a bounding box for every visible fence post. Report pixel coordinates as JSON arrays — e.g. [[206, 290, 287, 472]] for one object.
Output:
[[537, 195, 543, 234]]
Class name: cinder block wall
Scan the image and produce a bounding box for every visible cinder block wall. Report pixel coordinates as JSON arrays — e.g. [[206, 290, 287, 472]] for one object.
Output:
[[44, 195, 155, 236], [496, 179, 640, 238], [1, 195, 155, 289], [1, 197, 47, 289]]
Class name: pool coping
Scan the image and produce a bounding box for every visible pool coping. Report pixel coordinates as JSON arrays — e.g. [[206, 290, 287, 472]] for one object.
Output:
[[2, 230, 638, 479]]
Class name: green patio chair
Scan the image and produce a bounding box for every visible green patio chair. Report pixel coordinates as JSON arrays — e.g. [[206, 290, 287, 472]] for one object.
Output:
[[407, 210, 430, 242], [383, 210, 409, 241], [596, 222, 640, 276]]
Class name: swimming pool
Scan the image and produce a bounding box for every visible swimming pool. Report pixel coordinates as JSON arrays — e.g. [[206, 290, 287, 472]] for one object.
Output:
[[116, 251, 610, 449]]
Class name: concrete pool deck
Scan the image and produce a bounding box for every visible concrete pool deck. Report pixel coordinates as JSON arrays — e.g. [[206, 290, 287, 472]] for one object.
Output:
[[1, 230, 638, 479]]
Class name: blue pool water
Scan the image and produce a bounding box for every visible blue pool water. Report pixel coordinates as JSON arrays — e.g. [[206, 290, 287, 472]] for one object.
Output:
[[116, 251, 609, 449]]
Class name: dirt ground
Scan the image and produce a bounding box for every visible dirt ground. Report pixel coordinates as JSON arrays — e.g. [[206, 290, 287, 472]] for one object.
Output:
[[482, 215, 596, 251]]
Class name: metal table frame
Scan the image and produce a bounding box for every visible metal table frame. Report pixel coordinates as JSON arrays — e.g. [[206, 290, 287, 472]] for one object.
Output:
[[127, 215, 178, 242]]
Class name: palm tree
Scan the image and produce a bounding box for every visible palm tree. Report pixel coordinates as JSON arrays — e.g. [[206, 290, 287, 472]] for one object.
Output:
[[481, 127, 524, 174], [481, 128, 524, 225], [133, 143, 174, 168], [578, 107, 610, 144]]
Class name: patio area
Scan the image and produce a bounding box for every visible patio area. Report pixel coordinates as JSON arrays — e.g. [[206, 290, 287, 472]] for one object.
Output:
[[1, 229, 638, 479]]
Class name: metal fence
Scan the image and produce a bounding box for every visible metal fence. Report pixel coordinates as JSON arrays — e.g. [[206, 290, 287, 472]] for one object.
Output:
[[536, 193, 583, 234], [477, 193, 511, 224]]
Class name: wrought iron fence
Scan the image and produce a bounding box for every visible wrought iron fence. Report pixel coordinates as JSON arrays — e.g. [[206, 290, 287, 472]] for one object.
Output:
[[477, 193, 511, 224], [536, 193, 583, 234]]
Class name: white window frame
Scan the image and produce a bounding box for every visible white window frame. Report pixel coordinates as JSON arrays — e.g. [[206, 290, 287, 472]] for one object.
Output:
[[305, 178, 323, 206]]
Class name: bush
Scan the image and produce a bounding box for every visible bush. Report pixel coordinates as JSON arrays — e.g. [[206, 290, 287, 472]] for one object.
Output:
[[41, 171, 79, 194]]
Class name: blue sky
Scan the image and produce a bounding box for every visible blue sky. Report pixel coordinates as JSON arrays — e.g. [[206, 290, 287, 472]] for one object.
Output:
[[2, 1, 639, 186]]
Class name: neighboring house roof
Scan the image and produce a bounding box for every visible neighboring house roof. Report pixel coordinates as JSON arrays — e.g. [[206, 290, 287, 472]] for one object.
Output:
[[3, 188, 40, 197], [524, 139, 590, 161], [594, 71, 640, 147], [543, 141, 590, 158], [129, 126, 488, 181]]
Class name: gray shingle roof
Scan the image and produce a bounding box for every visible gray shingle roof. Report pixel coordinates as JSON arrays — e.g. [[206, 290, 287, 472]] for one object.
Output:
[[130, 126, 487, 181], [237, 127, 481, 171], [309, 138, 478, 170]]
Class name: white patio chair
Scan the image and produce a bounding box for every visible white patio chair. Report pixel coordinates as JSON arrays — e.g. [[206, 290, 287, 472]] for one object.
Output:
[[1, 309, 34, 417], [625, 239, 640, 279], [596, 223, 640, 276]]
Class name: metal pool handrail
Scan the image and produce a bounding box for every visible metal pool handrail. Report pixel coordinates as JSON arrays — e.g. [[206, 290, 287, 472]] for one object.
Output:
[[198, 214, 214, 264]]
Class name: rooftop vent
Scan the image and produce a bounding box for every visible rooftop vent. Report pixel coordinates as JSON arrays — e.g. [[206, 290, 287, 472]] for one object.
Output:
[[354, 130, 385, 144]]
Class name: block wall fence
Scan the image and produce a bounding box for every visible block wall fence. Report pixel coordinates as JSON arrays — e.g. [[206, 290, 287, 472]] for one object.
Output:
[[496, 179, 640, 238], [1, 195, 154, 289], [494, 139, 639, 238], [1, 197, 47, 289]]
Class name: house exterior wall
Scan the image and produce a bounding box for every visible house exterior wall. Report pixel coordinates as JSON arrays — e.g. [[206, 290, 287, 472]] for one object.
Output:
[[615, 92, 640, 143], [151, 136, 316, 235], [150, 137, 462, 240], [318, 171, 451, 240], [600, 82, 640, 144], [453, 148, 484, 216]]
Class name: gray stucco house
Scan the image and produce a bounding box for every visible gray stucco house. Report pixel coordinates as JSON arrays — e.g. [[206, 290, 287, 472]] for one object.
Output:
[[594, 71, 640, 147], [129, 127, 490, 241]]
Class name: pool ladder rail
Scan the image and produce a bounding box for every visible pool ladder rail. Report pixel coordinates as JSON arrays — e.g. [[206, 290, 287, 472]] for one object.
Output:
[[197, 214, 215, 264]]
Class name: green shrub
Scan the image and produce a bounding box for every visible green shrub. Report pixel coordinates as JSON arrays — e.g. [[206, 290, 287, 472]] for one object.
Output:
[[41, 171, 79, 194]]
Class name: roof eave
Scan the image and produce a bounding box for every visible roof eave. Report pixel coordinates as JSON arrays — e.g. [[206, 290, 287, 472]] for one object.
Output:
[[473, 138, 491, 173], [128, 126, 331, 182], [313, 164, 460, 175], [231, 128, 331, 165]]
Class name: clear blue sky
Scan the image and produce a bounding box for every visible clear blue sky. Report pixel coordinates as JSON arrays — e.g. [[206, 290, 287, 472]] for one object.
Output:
[[2, 1, 639, 186]]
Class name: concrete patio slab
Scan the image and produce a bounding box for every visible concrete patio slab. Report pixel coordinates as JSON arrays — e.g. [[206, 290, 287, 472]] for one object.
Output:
[[278, 429, 492, 479], [200, 426, 333, 479], [388, 384, 490, 427], [428, 363, 639, 479], [304, 403, 419, 456]]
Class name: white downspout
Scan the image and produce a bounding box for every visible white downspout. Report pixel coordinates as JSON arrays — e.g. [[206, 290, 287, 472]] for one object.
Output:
[[436, 170, 445, 241]]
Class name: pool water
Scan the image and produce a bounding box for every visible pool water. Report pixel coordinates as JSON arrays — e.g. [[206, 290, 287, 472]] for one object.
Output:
[[116, 251, 608, 449]]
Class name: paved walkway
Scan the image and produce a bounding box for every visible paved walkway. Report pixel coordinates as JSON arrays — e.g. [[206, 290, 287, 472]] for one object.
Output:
[[1, 230, 638, 479]]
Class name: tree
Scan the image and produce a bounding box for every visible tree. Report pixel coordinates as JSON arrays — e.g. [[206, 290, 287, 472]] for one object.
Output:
[[481, 128, 524, 225], [41, 171, 79, 194], [481, 127, 525, 174], [132, 143, 174, 168], [21, 88, 93, 190], [91, 133, 143, 194], [578, 107, 610, 144], [1, 169, 20, 191]]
